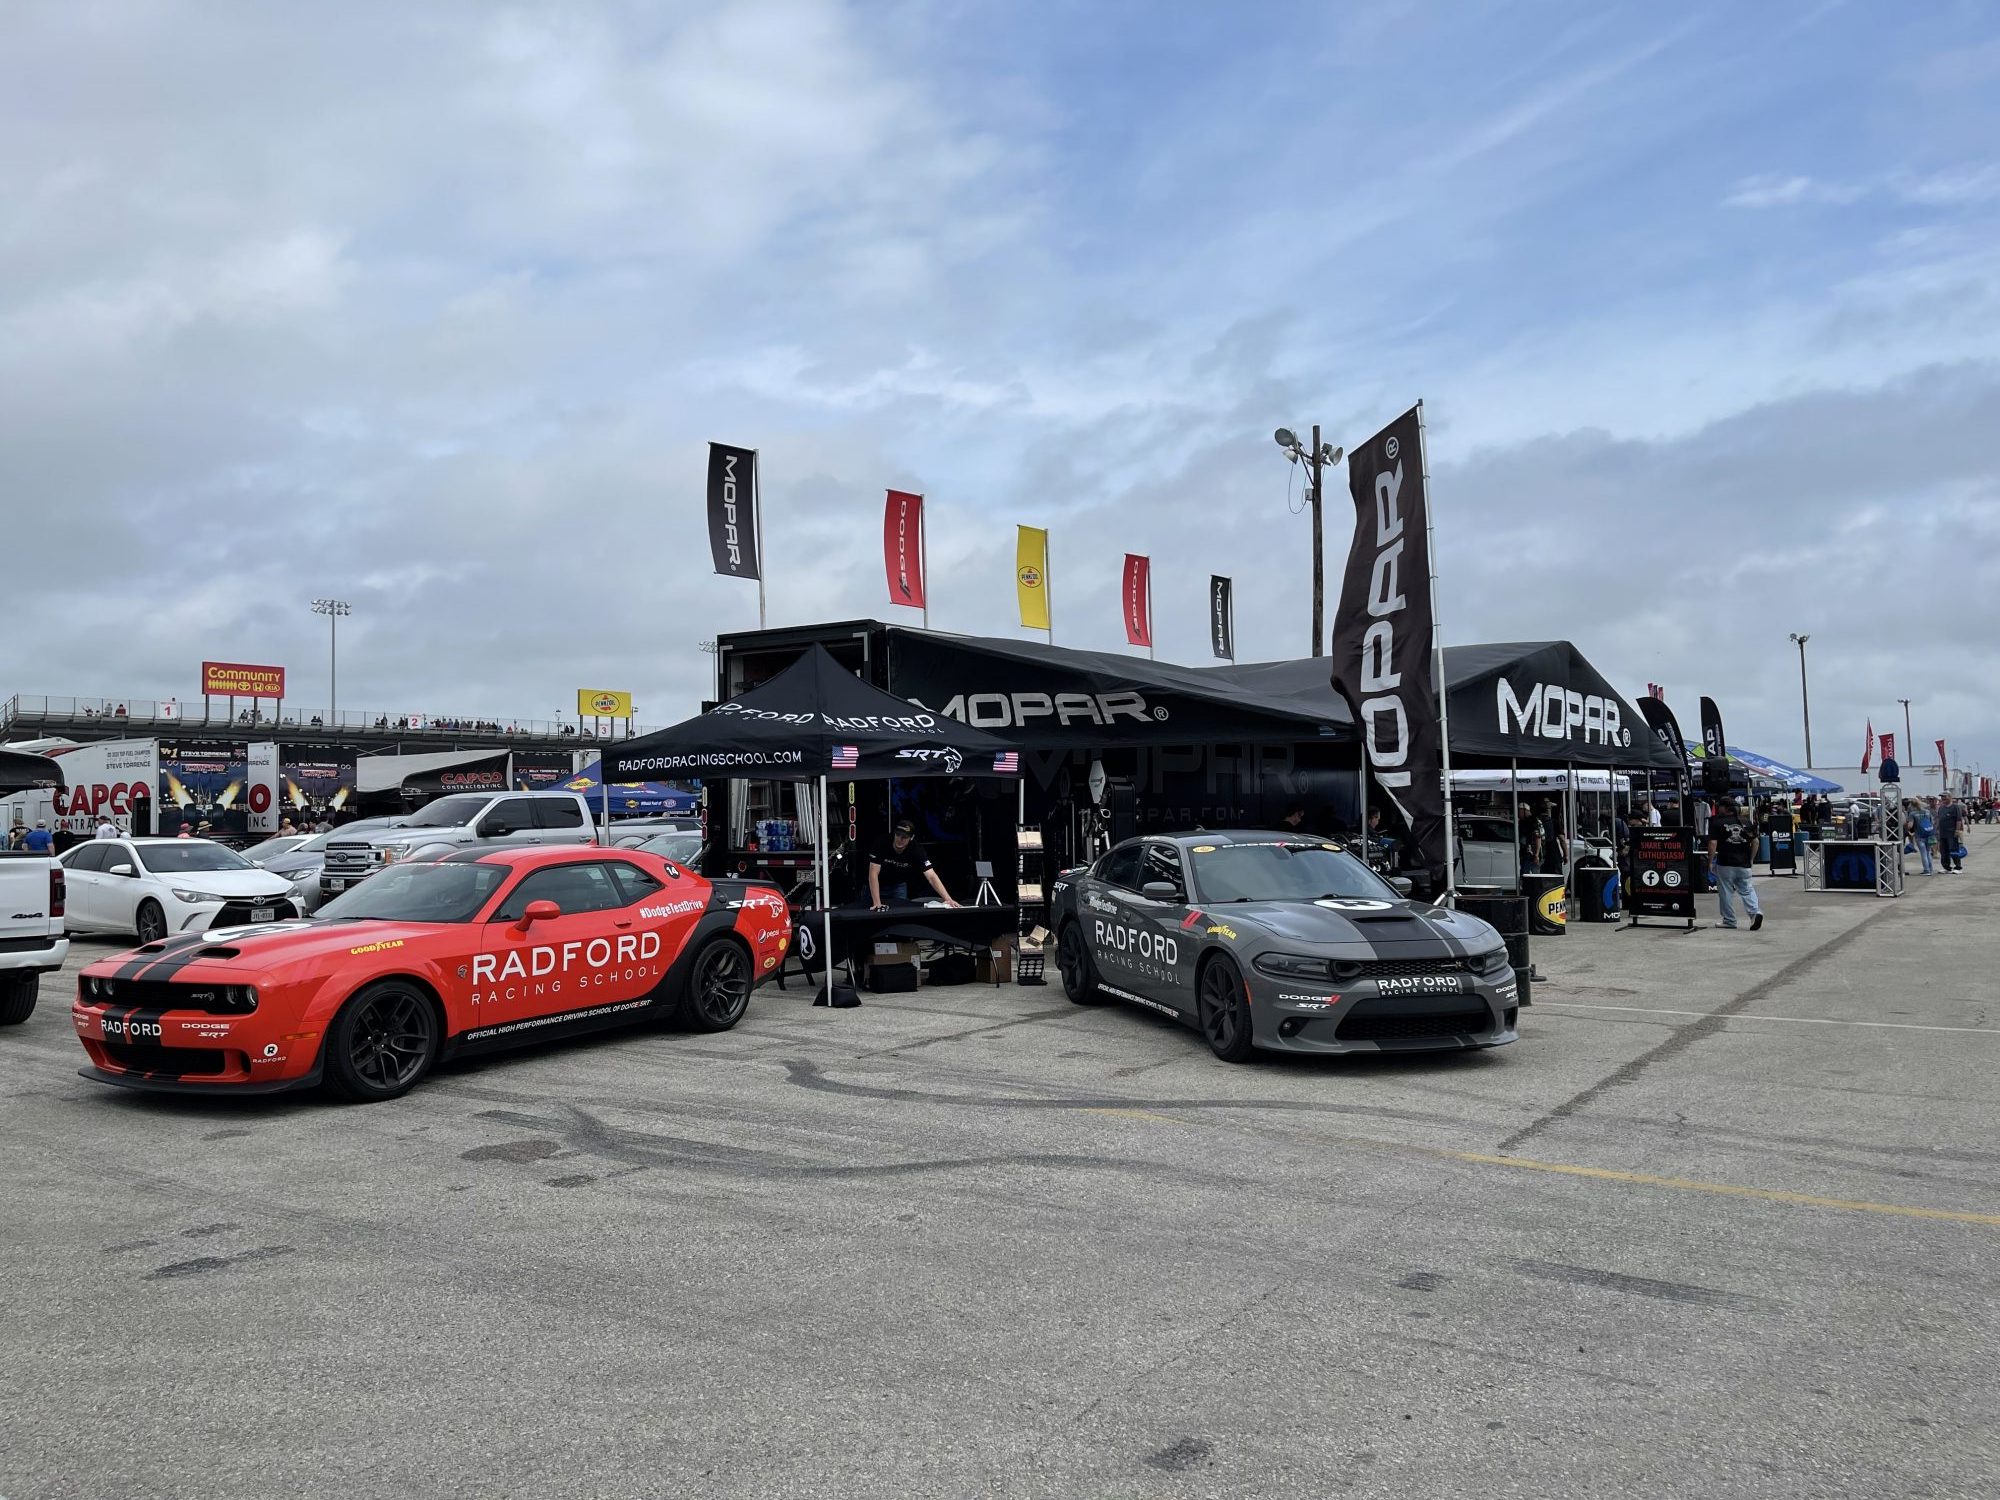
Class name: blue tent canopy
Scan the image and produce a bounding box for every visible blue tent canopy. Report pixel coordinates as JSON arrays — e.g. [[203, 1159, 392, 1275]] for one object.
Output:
[[555, 759, 699, 816], [1687, 741, 1842, 794]]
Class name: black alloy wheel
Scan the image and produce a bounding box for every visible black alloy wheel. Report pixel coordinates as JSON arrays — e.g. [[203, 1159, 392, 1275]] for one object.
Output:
[[326, 982, 439, 1102], [135, 900, 168, 945], [1057, 923, 1103, 1005], [1196, 955, 1256, 1064], [682, 938, 752, 1033]]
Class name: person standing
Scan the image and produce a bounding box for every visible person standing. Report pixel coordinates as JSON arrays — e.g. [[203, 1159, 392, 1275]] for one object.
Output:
[[23, 820, 54, 854], [1936, 795, 1964, 873], [867, 820, 959, 910], [94, 817, 118, 840], [1908, 799, 1935, 876], [1708, 797, 1763, 930], [1516, 805, 1544, 886]]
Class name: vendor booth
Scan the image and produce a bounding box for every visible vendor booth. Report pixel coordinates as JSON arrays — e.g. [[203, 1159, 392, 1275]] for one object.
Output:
[[603, 645, 1023, 1001]]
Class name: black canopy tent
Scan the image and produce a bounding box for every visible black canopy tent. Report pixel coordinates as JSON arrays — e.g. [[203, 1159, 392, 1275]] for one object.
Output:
[[604, 646, 1022, 998], [1206, 643, 1678, 889]]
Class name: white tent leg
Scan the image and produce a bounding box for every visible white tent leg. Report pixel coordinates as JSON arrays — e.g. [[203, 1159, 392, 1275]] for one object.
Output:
[[820, 774, 835, 1003]]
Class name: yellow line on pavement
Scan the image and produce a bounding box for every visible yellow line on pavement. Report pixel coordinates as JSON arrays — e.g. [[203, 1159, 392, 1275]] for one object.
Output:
[[1439, 1149, 2000, 1227]]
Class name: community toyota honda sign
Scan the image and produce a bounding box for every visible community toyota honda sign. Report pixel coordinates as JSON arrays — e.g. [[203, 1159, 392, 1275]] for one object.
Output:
[[201, 660, 286, 698]]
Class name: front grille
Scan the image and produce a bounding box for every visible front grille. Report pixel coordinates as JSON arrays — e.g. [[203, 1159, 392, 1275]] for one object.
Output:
[[82, 979, 255, 1013], [212, 898, 295, 928], [323, 846, 376, 875], [99, 1041, 229, 1076], [1347, 957, 1471, 980], [1337, 996, 1493, 1043]]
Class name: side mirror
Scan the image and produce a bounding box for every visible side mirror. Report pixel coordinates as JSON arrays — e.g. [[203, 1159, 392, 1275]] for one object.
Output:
[[1139, 880, 1182, 902], [1389, 876, 1415, 897], [109, 863, 135, 877], [519, 898, 560, 927]]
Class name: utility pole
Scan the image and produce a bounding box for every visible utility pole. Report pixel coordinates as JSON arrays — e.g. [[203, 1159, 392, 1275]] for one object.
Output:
[[1275, 426, 1344, 656], [312, 599, 352, 725], [1789, 633, 1813, 766]]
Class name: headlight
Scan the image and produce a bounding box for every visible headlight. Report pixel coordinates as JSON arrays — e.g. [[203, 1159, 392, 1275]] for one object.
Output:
[[170, 888, 223, 903], [1252, 953, 1334, 981], [379, 843, 413, 863], [1472, 945, 1513, 978]]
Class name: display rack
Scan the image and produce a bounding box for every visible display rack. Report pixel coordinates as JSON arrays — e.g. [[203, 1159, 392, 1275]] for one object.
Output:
[[1016, 826, 1045, 935]]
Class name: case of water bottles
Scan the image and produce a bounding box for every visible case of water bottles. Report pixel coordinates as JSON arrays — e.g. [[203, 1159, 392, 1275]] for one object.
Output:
[[756, 819, 798, 852]]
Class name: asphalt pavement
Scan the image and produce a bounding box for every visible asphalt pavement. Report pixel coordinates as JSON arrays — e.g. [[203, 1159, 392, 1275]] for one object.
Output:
[[4, 831, 1997, 1499]]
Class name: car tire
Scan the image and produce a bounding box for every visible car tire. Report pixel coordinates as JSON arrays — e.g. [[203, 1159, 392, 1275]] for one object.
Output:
[[0, 972, 37, 1025], [1196, 954, 1257, 1064], [678, 936, 753, 1033], [1057, 922, 1105, 1005], [323, 981, 440, 1103], [135, 900, 169, 945]]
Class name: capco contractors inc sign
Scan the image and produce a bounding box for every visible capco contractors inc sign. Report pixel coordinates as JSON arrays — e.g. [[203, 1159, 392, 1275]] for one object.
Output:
[[578, 689, 634, 718], [202, 661, 286, 698]]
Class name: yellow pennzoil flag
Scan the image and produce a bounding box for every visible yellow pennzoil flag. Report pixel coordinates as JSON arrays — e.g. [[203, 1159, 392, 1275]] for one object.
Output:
[[1016, 525, 1050, 631]]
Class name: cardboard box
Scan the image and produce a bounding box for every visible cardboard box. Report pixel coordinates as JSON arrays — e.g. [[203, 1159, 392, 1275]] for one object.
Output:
[[975, 941, 1016, 984]]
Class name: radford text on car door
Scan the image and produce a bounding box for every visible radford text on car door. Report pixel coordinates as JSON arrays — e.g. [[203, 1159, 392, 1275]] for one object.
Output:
[[70, 846, 791, 1102], [1052, 831, 1518, 1063]]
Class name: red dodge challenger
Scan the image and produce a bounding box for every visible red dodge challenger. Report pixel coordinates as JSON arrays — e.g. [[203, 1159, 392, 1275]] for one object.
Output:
[[72, 846, 792, 1102]]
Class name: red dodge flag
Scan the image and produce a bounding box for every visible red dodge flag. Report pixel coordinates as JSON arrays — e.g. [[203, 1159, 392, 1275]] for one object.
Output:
[[883, 490, 926, 609], [1122, 554, 1152, 648]]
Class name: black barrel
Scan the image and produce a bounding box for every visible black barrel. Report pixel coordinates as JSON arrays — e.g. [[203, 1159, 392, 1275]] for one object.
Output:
[[1522, 872, 1567, 937], [1572, 863, 1619, 923], [1458, 892, 1531, 981]]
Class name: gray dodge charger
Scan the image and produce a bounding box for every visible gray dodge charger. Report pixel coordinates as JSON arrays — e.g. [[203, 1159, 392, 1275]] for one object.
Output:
[[1049, 831, 1519, 1062]]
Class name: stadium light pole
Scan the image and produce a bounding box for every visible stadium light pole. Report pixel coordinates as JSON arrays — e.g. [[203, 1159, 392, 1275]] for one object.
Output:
[[311, 599, 351, 726], [1897, 697, 1913, 772], [1789, 632, 1813, 767], [1274, 427, 1345, 656]]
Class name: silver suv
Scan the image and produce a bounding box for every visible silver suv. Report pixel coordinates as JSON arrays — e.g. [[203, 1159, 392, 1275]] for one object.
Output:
[[319, 791, 596, 898]]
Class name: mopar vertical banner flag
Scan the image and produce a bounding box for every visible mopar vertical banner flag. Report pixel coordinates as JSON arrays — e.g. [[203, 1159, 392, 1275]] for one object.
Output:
[[1334, 406, 1445, 892], [1636, 695, 1693, 809], [1209, 575, 1234, 659], [883, 490, 926, 610], [1698, 696, 1730, 795], [706, 443, 760, 580], [1016, 525, 1050, 632], [246, 742, 280, 834], [1122, 554, 1152, 648]]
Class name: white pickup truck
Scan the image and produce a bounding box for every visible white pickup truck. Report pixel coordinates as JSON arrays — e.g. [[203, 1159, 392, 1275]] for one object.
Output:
[[0, 850, 69, 1024]]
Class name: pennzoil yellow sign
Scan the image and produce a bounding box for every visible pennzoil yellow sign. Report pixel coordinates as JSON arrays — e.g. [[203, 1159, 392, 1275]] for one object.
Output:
[[577, 689, 633, 718]]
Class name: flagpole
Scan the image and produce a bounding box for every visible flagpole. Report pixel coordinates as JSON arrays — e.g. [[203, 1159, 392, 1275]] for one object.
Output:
[[753, 447, 767, 631], [1147, 566, 1155, 661], [1046, 533, 1055, 645], [920, 501, 930, 631], [1417, 400, 1457, 904]]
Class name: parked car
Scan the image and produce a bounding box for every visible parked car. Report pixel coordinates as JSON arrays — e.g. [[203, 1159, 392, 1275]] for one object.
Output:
[[609, 818, 703, 849], [631, 830, 704, 867], [60, 837, 298, 942], [0, 848, 68, 1024], [257, 818, 399, 914], [243, 834, 312, 866], [319, 791, 598, 899]]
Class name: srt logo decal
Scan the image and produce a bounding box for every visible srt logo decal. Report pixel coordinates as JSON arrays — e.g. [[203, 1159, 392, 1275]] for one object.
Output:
[[895, 746, 964, 775]]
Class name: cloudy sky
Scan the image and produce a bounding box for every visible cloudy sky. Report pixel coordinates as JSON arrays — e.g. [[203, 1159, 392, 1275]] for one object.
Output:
[[5, 1, 1997, 775]]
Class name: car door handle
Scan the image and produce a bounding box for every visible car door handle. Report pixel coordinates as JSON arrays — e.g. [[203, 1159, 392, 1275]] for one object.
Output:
[[614, 919, 633, 929]]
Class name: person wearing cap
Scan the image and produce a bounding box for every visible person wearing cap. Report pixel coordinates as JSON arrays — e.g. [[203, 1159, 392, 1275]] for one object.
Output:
[[1707, 796, 1763, 931], [23, 820, 54, 854], [868, 819, 958, 910]]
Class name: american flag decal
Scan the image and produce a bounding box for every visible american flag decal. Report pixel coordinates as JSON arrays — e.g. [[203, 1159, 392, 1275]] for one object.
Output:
[[832, 745, 859, 769], [993, 751, 1019, 773]]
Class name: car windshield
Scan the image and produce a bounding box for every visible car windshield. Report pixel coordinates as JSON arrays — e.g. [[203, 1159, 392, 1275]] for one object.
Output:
[[316, 862, 509, 924], [135, 843, 256, 874], [637, 833, 703, 863], [243, 836, 303, 862], [398, 795, 489, 829], [1188, 841, 1401, 904]]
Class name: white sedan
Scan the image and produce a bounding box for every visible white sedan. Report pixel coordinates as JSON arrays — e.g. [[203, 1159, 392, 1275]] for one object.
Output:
[[60, 838, 298, 943]]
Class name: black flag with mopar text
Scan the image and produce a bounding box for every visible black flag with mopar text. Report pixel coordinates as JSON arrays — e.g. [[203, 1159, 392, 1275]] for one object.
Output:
[[706, 442, 761, 581], [1332, 405, 1445, 894], [1698, 695, 1730, 796], [1637, 696, 1693, 819], [1209, 575, 1234, 659]]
